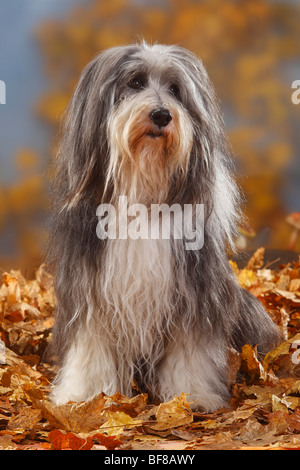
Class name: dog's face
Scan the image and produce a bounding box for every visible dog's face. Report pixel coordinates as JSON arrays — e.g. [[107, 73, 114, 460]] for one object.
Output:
[[106, 46, 195, 203], [61, 43, 230, 212]]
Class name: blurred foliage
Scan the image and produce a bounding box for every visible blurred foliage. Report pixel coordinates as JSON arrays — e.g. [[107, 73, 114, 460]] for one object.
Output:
[[0, 148, 49, 275], [1, 0, 300, 272]]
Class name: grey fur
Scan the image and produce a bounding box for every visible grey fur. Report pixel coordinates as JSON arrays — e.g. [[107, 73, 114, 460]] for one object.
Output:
[[47, 42, 281, 409]]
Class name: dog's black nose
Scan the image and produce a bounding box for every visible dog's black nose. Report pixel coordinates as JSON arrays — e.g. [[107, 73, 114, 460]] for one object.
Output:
[[150, 109, 172, 128]]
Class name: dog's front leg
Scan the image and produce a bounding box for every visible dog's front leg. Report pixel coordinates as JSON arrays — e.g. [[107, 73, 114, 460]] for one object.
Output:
[[51, 328, 118, 405], [157, 332, 230, 412]]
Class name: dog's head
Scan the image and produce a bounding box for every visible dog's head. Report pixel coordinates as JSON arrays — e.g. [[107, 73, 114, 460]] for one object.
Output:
[[105, 44, 205, 203], [55, 42, 240, 249]]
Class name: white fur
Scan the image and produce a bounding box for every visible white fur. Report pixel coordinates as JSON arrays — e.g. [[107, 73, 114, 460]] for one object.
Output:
[[52, 214, 201, 403], [158, 331, 229, 411]]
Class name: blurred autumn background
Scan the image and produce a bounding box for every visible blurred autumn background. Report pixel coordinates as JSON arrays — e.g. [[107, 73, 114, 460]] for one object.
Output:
[[0, 0, 299, 276]]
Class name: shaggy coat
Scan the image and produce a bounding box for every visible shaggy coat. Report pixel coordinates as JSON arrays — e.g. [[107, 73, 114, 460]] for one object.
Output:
[[47, 43, 281, 410]]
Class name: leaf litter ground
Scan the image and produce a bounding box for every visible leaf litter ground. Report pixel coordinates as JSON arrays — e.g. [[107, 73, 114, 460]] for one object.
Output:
[[0, 248, 300, 450]]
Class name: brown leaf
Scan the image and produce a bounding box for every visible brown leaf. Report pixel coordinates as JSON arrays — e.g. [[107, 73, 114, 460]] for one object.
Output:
[[35, 264, 53, 291], [1, 258, 300, 449], [240, 344, 277, 383], [100, 410, 143, 437], [286, 407, 300, 434], [104, 392, 148, 417], [246, 247, 265, 270], [290, 279, 300, 293], [7, 406, 42, 430], [148, 394, 193, 432], [0, 434, 19, 450], [92, 432, 123, 450], [263, 333, 300, 378], [34, 393, 107, 433]]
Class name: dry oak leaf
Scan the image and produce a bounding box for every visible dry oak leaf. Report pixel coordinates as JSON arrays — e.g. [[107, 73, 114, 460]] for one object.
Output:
[[148, 393, 193, 432], [103, 391, 148, 417], [290, 279, 300, 293], [185, 431, 236, 450], [285, 380, 300, 396], [0, 270, 47, 322], [263, 333, 300, 378], [240, 344, 277, 383], [33, 393, 107, 433], [271, 394, 300, 413], [35, 264, 54, 291], [100, 410, 143, 437], [236, 415, 287, 447], [246, 247, 265, 270], [286, 407, 300, 434], [7, 406, 42, 431], [0, 434, 19, 450], [4, 302, 40, 323], [94, 394, 148, 438]]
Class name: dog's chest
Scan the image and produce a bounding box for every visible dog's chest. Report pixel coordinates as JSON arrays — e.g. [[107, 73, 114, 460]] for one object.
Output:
[[100, 236, 176, 352]]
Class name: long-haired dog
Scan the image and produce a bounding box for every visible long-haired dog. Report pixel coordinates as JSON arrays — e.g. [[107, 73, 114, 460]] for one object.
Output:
[[47, 42, 281, 411]]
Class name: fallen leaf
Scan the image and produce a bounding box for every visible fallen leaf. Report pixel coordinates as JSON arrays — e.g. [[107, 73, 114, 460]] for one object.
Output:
[[286, 407, 300, 433], [263, 333, 300, 378], [7, 406, 42, 430], [246, 247, 265, 270], [104, 392, 148, 417], [290, 279, 300, 293], [100, 410, 142, 437], [48, 429, 94, 450], [33, 393, 107, 433], [92, 432, 123, 449], [0, 434, 18, 450], [148, 394, 193, 432], [237, 269, 258, 288], [1, 257, 300, 450], [240, 344, 277, 383]]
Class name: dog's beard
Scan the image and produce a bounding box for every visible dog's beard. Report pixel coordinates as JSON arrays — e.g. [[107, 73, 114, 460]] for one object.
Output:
[[105, 92, 193, 205]]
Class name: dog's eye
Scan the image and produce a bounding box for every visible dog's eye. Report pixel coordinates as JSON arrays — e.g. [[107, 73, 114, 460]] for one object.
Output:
[[169, 84, 180, 99], [128, 78, 144, 90]]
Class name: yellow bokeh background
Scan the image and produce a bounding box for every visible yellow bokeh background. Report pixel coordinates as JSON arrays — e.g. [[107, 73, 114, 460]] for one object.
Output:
[[0, 0, 299, 275]]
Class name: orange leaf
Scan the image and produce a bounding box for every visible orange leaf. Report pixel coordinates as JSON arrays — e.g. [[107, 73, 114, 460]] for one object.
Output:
[[92, 432, 123, 450], [48, 429, 94, 450]]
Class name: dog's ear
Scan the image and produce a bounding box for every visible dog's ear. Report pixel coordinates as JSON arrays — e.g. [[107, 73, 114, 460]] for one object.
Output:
[[54, 45, 141, 209], [170, 47, 241, 251], [58, 57, 108, 209], [54, 50, 122, 210]]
